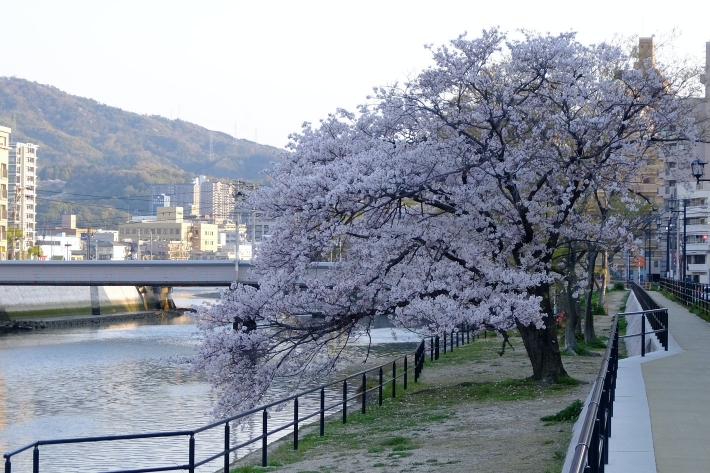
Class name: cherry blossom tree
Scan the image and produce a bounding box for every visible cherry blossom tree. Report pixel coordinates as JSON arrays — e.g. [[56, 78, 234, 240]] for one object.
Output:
[[193, 29, 700, 418]]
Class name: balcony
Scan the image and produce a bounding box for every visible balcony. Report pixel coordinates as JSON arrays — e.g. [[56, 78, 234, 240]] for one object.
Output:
[[688, 263, 708, 273], [687, 243, 710, 253]]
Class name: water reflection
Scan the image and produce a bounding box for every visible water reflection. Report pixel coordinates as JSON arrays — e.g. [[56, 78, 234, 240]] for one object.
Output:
[[0, 304, 419, 472]]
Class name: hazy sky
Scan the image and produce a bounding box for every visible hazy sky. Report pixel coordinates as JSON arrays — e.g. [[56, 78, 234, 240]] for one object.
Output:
[[3, 1, 708, 149]]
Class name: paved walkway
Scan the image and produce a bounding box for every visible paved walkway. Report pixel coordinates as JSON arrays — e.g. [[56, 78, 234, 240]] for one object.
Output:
[[606, 291, 710, 473]]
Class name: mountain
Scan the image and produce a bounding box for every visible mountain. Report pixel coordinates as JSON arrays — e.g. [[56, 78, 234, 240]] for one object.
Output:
[[0, 77, 282, 228]]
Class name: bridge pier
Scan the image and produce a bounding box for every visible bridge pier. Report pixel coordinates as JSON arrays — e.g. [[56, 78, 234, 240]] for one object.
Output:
[[138, 286, 175, 311], [90, 286, 101, 315]]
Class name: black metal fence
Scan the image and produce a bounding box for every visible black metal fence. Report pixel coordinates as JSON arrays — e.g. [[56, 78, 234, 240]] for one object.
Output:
[[625, 282, 669, 356], [569, 283, 670, 472], [567, 316, 619, 473], [659, 278, 710, 317], [4, 326, 478, 473]]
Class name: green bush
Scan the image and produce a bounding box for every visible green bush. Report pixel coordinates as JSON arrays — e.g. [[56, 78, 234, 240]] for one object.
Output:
[[612, 282, 625, 291], [540, 399, 583, 423]]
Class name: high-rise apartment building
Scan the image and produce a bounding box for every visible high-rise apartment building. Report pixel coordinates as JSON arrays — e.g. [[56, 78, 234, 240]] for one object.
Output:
[[0, 126, 10, 260], [643, 41, 710, 283], [150, 179, 200, 217], [200, 180, 234, 222], [8, 142, 38, 258]]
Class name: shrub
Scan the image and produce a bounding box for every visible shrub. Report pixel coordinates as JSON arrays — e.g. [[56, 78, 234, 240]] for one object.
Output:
[[541, 399, 583, 423]]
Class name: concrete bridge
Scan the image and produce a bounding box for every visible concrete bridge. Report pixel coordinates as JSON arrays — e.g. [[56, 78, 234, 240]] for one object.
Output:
[[0, 260, 338, 286], [0, 260, 337, 313]]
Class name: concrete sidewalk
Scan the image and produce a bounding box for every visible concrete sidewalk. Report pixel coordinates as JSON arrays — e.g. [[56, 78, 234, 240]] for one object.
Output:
[[606, 291, 710, 473]]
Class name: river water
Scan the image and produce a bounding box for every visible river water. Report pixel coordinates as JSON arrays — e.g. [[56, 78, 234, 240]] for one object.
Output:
[[0, 288, 420, 472]]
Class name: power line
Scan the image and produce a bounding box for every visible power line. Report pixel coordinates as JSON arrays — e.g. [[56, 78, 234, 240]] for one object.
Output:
[[36, 189, 154, 203]]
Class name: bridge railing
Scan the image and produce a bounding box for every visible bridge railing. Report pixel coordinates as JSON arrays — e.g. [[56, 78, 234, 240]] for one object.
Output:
[[3, 326, 477, 473]]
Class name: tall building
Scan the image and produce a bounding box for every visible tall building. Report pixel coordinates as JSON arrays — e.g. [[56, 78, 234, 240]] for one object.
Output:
[[200, 180, 234, 222], [150, 179, 200, 217], [151, 194, 171, 215], [655, 41, 710, 283], [0, 126, 10, 260], [8, 142, 38, 258]]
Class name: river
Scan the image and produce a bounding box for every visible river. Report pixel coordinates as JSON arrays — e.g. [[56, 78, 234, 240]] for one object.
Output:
[[0, 288, 420, 472]]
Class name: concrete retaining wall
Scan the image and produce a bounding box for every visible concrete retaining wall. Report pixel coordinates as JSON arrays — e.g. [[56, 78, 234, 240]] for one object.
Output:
[[622, 291, 662, 357], [0, 286, 144, 319]]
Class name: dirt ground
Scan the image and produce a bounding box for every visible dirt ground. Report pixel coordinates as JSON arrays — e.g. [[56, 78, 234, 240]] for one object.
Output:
[[231, 290, 628, 473]]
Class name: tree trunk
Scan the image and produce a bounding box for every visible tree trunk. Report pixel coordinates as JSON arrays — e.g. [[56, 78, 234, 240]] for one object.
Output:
[[563, 244, 579, 352], [584, 250, 598, 342], [598, 251, 607, 308], [519, 284, 568, 383]]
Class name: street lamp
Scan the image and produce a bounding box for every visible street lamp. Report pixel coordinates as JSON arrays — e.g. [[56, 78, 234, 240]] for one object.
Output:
[[64, 243, 72, 261], [691, 159, 710, 183], [668, 196, 689, 281]]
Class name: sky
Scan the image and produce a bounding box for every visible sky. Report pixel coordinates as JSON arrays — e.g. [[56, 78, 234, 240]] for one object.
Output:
[[2, 0, 708, 150]]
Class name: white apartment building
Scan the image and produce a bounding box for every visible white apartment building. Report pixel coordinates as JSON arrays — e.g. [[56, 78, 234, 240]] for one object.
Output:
[[0, 126, 10, 260], [9, 142, 38, 257], [657, 42, 710, 283], [200, 180, 234, 222]]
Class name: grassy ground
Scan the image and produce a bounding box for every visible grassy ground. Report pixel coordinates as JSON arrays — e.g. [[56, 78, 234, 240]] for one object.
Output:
[[227, 291, 628, 473]]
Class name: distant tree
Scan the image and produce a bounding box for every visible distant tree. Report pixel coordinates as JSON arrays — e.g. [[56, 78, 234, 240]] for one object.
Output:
[[27, 245, 43, 260], [6, 228, 23, 260], [192, 29, 701, 418]]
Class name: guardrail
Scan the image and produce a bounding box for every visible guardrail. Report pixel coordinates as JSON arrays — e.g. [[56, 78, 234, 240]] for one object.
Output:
[[626, 281, 669, 356], [659, 278, 710, 317], [569, 283, 669, 472], [567, 316, 619, 473], [4, 326, 477, 473]]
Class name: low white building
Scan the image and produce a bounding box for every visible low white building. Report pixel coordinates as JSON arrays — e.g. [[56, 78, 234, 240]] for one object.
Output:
[[96, 241, 130, 260], [36, 233, 81, 260]]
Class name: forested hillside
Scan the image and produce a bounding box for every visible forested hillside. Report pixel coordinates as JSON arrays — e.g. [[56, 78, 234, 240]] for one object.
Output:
[[0, 77, 281, 228]]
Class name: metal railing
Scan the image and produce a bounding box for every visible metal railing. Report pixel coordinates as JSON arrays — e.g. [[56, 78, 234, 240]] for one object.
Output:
[[623, 282, 669, 356], [4, 326, 477, 473], [568, 316, 619, 473], [569, 283, 669, 472], [659, 277, 710, 317]]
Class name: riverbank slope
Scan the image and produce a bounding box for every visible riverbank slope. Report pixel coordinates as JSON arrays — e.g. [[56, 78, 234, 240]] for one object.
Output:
[[230, 290, 627, 473]]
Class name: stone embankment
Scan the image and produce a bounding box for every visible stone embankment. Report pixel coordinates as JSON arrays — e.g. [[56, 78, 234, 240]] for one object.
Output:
[[0, 309, 192, 333]]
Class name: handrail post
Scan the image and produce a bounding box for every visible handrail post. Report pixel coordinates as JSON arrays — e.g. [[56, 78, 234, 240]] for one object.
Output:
[[641, 313, 646, 357], [664, 309, 669, 351], [5, 456, 11, 473], [378, 366, 383, 406], [294, 396, 299, 450], [188, 434, 195, 473], [342, 379, 348, 423], [262, 409, 268, 467], [32, 446, 38, 473], [392, 361, 396, 398], [224, 421, 230, 473], [403, 356, 408, 390], [450, 330, 454, 352], [320, 388, 325, 436], [361, 373, 367, 414]]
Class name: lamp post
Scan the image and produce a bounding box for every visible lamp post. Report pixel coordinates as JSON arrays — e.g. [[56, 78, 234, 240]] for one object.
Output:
[[665, 218, 675, 278], [64, 243, 71, 261], [668, 196, 688, 282], [691, 159, 710, 183]]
